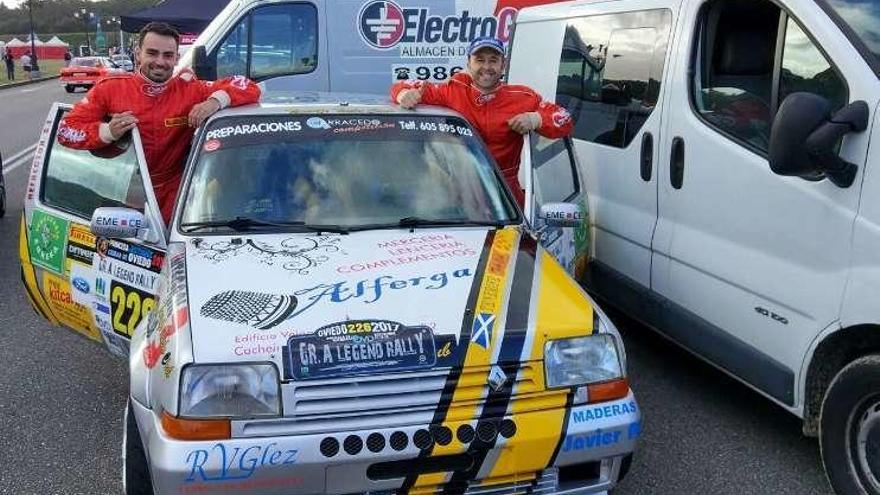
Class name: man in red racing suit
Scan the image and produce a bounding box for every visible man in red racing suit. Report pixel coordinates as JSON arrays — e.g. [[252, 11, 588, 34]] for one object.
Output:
[[391, 36, 572, 206], [58, 22, 261, 223]]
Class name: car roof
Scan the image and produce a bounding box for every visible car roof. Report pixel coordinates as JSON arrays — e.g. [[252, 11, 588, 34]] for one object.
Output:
[[208, 92, 465, 121]]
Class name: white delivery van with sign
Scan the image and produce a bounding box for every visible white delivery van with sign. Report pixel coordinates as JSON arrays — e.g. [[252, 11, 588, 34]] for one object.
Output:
[[507, 0, 880, 493], [179, 0, 562, 94]]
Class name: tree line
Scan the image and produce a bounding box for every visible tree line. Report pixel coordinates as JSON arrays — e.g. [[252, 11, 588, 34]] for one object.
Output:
[[0, 0, 158, 40]]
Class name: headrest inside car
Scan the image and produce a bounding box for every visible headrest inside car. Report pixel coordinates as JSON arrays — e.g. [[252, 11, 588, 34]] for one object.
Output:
[[716, 29, 774, 75]]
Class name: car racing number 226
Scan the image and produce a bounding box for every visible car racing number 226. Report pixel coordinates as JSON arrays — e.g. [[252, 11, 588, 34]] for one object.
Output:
[[110, 280, 155, 338]]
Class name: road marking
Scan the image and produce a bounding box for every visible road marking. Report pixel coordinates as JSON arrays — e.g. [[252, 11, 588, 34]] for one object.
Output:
[[3, 142, 38, 173], [20, 88, 39, 93]]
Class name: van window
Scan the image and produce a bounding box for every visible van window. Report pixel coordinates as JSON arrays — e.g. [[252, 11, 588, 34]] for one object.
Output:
[[555, 10, 672, 149], [692, 0, 847, 154], [215, 3, 318, 81]]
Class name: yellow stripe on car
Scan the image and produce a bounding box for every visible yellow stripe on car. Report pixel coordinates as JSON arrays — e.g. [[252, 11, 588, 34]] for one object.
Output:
[[484, 250, 594, 479], [413, 228, 519, 488]]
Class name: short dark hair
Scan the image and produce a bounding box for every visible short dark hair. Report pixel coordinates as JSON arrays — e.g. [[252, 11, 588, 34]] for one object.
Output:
[[138, 22, 179, 48]]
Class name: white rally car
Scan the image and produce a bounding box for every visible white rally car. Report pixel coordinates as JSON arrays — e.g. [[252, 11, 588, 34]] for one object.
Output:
[[20, 95, 639, 494]]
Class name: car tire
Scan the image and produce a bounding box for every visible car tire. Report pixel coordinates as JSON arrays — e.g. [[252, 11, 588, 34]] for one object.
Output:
[[820, 354, 880, 495], [123, 401, 154, 495], [65, 84, 75, 93]]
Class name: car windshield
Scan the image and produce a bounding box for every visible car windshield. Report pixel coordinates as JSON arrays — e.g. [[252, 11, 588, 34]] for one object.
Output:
[[179, 114, 519, 232], [823, 0, 880, 69], [71, 58, 98, 67]]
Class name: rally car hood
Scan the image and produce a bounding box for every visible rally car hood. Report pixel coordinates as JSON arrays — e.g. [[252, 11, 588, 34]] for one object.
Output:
[[184, 227, 594, 377]]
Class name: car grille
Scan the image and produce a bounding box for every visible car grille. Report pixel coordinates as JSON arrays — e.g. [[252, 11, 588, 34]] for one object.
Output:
[[272, 363, 563, 434]]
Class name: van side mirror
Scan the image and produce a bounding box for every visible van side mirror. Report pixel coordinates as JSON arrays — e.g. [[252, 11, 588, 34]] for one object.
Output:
[[769, 93, 869, 188], [192, 45, 215, 80], [540, 202, 584, 228], [91, 207, 147, 239]]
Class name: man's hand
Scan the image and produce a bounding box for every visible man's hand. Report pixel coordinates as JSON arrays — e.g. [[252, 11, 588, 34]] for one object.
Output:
[[188, 97, 222, 128], [108, 111, 138, 140], [396, 85, 426, 109], [508, 112, 542, 134]]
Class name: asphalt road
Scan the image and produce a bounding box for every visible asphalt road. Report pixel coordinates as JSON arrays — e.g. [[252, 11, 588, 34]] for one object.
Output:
[[0, 80, 834, 494]]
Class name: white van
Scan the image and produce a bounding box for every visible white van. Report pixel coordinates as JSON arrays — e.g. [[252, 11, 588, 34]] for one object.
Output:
[[508, 0, 880, 493], [180, 0, 556, 94]]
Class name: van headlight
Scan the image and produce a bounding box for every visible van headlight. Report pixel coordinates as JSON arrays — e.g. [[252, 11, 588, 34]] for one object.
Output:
[[179, 364, 280, 418], [544, 334, 623, 389]]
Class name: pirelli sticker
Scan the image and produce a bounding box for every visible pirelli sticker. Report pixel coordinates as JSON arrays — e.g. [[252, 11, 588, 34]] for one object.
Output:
[[66, 223, 96, 268]]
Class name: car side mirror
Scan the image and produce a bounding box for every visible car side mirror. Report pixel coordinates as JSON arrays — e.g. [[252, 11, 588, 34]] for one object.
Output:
[[769, 92, 869, 188], [540, 202, 584, 228], [192, 45, 215, 80], [91, 207, 147, 239]]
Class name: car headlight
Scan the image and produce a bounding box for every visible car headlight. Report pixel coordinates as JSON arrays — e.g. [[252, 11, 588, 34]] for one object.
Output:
[[544, 334, 623, 389], [180, 364, 280, 418]]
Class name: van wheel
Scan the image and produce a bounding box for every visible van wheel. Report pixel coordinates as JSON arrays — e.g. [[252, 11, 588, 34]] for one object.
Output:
[[123, 400, 154, 495], [820, 354, 880, 495], [65, 84, 74, 93]]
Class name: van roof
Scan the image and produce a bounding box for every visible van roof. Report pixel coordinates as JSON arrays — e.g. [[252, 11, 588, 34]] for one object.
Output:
[[516, 0, 613, 23], [212, 92, 464, 119]]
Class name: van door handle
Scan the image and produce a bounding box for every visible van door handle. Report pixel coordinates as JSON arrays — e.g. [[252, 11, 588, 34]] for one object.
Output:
[[640, 133, 653, 181], [670, 137, 685, 189]]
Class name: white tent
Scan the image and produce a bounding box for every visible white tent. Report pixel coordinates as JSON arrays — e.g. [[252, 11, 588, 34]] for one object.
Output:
[[45, 36, 69, 46], [6, 38, 25, 47], [25, 34, 43, 45]]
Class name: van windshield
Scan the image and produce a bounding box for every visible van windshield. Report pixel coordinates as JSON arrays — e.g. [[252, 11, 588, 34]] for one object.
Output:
[[823, 0, 880, 68], [179, 114, 519, 232]]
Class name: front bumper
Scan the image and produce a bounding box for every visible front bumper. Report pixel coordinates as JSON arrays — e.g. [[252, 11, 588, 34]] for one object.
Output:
[[132, 392, 640, 495]]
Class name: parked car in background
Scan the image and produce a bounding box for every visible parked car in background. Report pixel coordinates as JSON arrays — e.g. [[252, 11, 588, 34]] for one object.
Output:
[[60, 56, 124, 93], [111, 54, 134, 72]]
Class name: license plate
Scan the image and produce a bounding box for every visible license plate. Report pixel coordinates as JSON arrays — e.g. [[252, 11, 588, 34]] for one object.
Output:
[[288, 319, 436, 379], [74, 73, 87, 77]]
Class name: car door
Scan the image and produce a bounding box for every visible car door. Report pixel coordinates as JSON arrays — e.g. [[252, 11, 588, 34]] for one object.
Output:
[[509, 1, 678, 294], [651, 0, 873, 406], [20, 103, 167, 358], [521, 133, 591, 279]]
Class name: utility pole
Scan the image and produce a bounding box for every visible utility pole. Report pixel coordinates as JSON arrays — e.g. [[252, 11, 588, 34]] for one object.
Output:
[[27, 0, 39, 74]]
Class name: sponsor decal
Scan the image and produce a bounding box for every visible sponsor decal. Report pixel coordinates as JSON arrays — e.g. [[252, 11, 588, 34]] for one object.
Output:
[[572, 401, 638, 423], [202, 139, 221, 152], [69, 263, 94, 307], [561, 429, 622, 452], [179, 476, 305, 494], [306, 116, 331, 129], [562, 423, 640, 453], [97, 238, 164, 273], [66, 224, 96, 267], [358, 1, 517, 52], [205, 121, 302, 140], [72, 277, 89, 294], [57, 124, 86, 143], [95, 277, 107, 298], [192, 236, 341, 275], [164, 116, 188, 128], [42, 271, 101, 341], [141, 82, 168, 97], [288, 319, 436, 379], [29, 210, 69, 274], [184, 442, 299, 482], [392, 64, 463, 82], [96, 257, 159, 293], [144, 250, 188, 371], [201, 267, 473, 329], [93, 212, 145, 238]]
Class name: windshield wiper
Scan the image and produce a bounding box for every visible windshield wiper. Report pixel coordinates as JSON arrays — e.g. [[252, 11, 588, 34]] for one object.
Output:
[[397, 216, 508, 229], [180, 216, 349, 234]]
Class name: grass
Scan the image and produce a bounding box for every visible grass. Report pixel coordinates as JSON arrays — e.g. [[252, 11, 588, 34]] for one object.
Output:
[[0, 59, 65, 87]]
